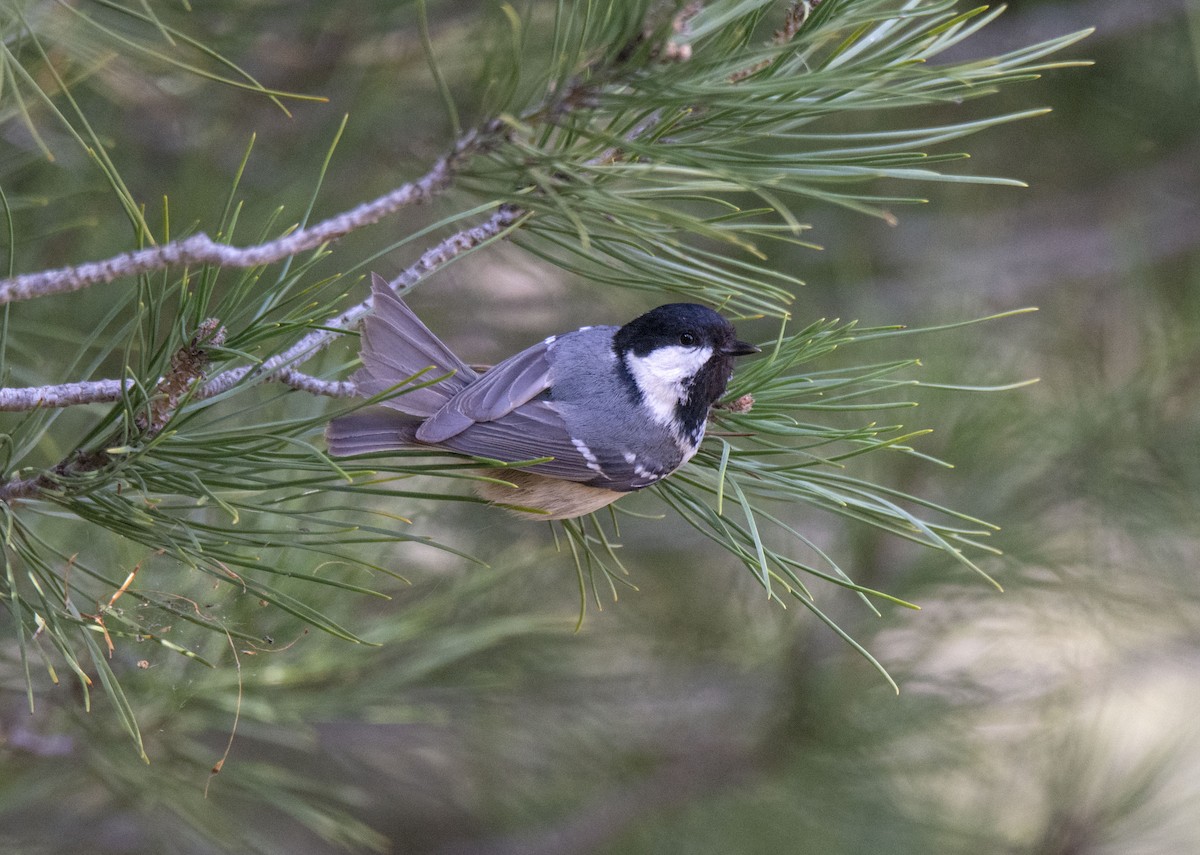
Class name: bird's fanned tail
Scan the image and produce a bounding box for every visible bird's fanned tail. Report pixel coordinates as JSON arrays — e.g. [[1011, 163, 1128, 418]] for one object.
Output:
[[353, 273, 478, 417]]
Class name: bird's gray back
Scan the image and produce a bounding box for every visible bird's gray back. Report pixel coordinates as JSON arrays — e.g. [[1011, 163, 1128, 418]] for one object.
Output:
[[546, 326, 692, 488]]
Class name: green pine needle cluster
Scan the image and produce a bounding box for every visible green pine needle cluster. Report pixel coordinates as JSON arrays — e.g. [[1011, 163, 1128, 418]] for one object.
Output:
[[465, 0, 1089, 314]]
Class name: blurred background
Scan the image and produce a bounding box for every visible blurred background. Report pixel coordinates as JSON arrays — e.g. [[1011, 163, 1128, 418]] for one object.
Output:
[[2, 0, 1198, 852]]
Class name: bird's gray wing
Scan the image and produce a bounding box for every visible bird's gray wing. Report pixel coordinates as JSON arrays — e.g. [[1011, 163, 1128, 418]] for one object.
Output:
[[416, 340, 553, 443], [437, 401, 650, 491]]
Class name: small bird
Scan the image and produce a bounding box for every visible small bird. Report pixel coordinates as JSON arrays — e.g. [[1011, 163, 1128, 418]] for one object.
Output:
[[326, 274, 759, 519]]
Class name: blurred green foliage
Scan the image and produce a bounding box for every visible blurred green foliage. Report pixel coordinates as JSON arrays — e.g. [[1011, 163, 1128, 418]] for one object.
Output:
[[2, 0, 1198, 853]]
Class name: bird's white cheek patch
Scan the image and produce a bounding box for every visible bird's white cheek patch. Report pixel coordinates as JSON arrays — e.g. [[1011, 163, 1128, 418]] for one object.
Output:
[[623, 345, 713, 427]]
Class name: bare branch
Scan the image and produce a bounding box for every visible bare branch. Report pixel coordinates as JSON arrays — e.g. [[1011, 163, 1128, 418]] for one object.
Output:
[[0, 128, 488, 306], [0, 368, 356, 413], [270, 369, 358, 398], [0, 378, 135, 412], [198, 203, 525, 397]]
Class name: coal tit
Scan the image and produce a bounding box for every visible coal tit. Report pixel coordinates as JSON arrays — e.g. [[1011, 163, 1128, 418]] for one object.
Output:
[[326, 274, 759, 519]]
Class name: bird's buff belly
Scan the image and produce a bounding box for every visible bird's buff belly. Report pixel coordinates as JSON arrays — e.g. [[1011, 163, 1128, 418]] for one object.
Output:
[[475, 469, 624, 520]]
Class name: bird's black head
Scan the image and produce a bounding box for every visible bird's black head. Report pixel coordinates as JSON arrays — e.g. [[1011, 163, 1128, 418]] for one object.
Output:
[[614, 303, 758, 442], [614, 303, 755, 359]]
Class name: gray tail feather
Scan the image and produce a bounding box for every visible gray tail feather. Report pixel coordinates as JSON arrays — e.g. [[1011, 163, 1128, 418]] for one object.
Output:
[[353, 273, 479, 417], [326, 408, 422, 457]]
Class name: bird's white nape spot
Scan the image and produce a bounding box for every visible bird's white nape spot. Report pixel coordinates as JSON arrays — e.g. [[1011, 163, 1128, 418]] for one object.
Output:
[[572, 437, 605, 476], [543, 334, 557, 345], [623, 344, 713, 428]]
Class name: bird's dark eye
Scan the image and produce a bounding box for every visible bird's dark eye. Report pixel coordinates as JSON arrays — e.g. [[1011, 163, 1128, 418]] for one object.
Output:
[[679, 332, 697, 346]]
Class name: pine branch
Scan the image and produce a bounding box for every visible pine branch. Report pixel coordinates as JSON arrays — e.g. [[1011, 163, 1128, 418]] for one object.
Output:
[[0, 369, 356, 413], [0, 15, 674, 415], [0, 203, 522, 415], [0, 126, 490, 305], [0, 378, 134, 412], [0, 0, 687, 310]]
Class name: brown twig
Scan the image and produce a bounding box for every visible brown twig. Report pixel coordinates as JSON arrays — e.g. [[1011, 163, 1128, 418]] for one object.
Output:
[[729, 0, 820, 83], [136, 318, 226, 437]]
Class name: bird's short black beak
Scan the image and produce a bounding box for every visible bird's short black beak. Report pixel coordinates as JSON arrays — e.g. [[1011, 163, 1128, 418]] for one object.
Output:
[[724, 340, 760, 357]]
